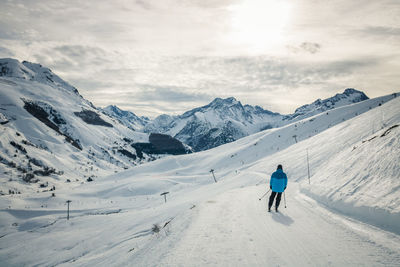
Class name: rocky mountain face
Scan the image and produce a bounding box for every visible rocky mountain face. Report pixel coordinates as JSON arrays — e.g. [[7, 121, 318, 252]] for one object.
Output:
[[102, 105, 150, 131], [0, 58, 188, 191]]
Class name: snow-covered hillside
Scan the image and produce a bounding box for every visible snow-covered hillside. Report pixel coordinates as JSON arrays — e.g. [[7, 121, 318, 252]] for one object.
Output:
[[0, 87, 398, 266], [0, 58, 188, 196]]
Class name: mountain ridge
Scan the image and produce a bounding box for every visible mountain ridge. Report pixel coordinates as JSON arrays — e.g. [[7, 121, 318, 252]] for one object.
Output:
[[0, 58, 82, 96], [102, 105, 150, 131], [138, 88, 370, 151]]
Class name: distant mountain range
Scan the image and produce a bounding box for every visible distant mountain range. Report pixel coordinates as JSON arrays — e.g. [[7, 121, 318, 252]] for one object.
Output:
[[107, 88, 368, 151]]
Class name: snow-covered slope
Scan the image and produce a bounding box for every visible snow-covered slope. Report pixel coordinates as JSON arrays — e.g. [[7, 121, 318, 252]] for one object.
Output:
[[0, 89, 398, 266], [0, 58, 81, 96], [143, 89, 370, 151], [102, 105, 149, 131], [0, 58, 185, 195], [301, 114, 400, 233]]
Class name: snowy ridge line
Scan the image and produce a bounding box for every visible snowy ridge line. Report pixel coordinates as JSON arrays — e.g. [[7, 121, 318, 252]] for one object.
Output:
[[300, 187, 400, 235]]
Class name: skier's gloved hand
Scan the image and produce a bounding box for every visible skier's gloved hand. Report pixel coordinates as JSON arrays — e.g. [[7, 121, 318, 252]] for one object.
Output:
[[270, 186, 272, 189], [284, 187, 286, 190]]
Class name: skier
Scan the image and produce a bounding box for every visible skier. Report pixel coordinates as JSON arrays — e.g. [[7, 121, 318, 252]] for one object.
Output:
[[268, 164, 287, 212]]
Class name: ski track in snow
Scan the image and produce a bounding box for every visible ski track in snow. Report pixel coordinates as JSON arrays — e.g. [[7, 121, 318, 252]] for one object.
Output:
[[158, 186, 400, 267]]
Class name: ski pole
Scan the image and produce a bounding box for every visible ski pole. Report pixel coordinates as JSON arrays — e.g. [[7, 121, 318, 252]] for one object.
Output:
[[258, 189, 271, 201], [283, 191, 287, 208]]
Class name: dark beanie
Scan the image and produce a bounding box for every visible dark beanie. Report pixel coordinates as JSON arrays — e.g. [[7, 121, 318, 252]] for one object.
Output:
[[277, 164, 283, 170]]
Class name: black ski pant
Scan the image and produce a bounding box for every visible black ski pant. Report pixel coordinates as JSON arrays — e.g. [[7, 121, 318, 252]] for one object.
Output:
[[268, 191, 282, 210]]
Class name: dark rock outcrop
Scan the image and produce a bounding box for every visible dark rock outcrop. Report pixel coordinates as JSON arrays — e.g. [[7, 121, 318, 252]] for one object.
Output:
[[23, 100, 82, 150], [74, 109, 113, 127], [132, 133, 190, 157]]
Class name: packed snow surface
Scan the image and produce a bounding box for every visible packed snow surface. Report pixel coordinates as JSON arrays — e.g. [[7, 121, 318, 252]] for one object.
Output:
[[0, 94, 399, 265]]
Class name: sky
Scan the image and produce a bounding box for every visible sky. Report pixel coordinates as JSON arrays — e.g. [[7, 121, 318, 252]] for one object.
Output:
[[0, 0, 399, 118]]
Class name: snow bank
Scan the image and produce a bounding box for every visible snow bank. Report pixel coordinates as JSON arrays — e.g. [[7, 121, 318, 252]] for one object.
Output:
[[300, 97, 400, 234]]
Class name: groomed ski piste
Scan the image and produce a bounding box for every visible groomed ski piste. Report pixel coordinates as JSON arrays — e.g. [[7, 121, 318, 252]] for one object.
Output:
[[1, 95, 399, 266]]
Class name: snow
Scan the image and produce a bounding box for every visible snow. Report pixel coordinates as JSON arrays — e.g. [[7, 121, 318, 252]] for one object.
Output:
[[102, 105, 149, 131], [143, 96, 284, 151], [0, 73, 151, 194], [0, 58, 36, 80], [159, 186, 400, 266], [0, 92, 399, 266], [288, 88, 369, 122], [1, 58, 399, 266], [143, 90, 371, 152], [0, 112, 9, 123], [0, 58, 81, 96], [300, 102, 400, 233]]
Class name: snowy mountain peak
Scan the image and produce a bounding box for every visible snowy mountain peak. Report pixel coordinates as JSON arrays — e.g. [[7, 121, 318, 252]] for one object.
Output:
[[0, 58, 35, 79], [179, 97, 243, 118], [286, 88, 369, 121], [102, 105, 149, 130], [104, 105, 131, 117], [307, 88, 368, 110], [342, 88, 367, 98], [202, 97, 278, 117], [209, 97, 240, 107], [0, 58, 80, 95]]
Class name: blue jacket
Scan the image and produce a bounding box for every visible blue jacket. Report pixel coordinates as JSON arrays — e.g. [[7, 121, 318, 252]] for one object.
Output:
[[270, 169, 287, 193]]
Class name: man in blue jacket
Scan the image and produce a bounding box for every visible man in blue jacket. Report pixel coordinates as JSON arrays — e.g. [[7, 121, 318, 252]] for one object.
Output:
[[268, 164, 288, 212]]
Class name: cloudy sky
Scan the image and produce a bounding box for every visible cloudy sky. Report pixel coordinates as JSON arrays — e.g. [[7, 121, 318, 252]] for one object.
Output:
[[1, 0, 399, 117]]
